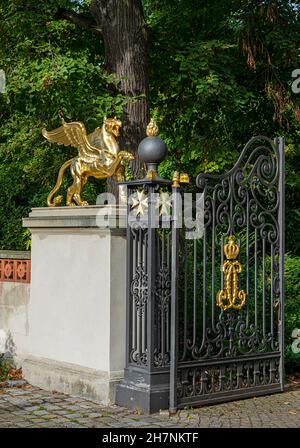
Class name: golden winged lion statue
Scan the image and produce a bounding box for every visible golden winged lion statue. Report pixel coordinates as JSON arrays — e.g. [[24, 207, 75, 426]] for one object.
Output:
[[42, 117, 134, 206]]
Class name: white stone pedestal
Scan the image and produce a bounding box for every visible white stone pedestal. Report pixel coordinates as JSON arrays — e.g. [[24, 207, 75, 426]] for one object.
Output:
[[22, 205, 127, 404]]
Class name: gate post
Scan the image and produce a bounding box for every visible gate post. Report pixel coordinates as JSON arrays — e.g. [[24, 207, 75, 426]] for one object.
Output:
[[169, 181, 180, 414], [115, 120, 173, 413]]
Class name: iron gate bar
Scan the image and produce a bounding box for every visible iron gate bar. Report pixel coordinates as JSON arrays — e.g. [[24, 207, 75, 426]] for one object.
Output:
[[170, 183, 180, 413], [169, 136, 285, 412], [278, 137, 285, 390]]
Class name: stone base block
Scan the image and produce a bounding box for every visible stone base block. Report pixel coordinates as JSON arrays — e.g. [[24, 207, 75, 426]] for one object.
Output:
[[22, 355, 123, 405], [115, 367, 170, 413]]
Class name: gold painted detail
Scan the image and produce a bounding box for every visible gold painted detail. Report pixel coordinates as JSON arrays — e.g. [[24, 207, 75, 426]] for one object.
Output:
[[179, 173, 190, 184], [172, 171, 190, 188], [217, 235, 246, 311], [42, 117, 134, 207], [146, 118, 159, 137], [146, 169, 157, 180], [172, 171, 180, 188]]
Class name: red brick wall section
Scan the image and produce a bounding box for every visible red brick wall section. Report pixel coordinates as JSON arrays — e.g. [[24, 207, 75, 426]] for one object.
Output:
[[0, 259, 31, 283]]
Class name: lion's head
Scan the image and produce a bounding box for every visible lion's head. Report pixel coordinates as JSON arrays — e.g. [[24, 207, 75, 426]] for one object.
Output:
[[104, 117, 122, 137]]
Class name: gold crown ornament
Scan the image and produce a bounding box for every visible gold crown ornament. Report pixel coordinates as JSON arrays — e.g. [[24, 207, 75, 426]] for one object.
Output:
[[224, 235, 240, 260], [179, 173, 190, 184]]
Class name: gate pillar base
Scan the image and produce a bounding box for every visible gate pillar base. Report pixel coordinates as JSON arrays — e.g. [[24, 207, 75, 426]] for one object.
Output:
[[115, 367, 170, 414]]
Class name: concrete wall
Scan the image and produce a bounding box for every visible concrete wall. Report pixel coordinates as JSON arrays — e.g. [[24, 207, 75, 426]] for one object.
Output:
[[0, 251, 31, 362], [0, 206, 127, 405], [28, 229, 126, 373], [20, 205, 127, 404]]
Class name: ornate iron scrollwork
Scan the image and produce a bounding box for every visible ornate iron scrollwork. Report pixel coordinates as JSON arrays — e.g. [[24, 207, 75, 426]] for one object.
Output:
[[217, 235, 246, 311], [131, 264, 148, 315]]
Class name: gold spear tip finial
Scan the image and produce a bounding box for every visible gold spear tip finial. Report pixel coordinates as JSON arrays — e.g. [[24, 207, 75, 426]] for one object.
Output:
[[146, 118, 159, 137], [172, 171, 180, 188]]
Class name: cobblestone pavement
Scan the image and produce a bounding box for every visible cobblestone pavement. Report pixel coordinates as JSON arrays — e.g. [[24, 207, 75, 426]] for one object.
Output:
[[0, 384, 299, 428]]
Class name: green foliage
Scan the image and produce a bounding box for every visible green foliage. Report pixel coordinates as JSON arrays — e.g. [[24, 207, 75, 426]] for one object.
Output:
[[284, 254, 300, 369], [146, 0, 300, 253], [0, 0, 125, 249], [0, 0, 300, 253]]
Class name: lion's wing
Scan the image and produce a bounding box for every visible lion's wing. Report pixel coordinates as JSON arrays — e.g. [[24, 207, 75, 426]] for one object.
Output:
[[42, 122, 103, 162]]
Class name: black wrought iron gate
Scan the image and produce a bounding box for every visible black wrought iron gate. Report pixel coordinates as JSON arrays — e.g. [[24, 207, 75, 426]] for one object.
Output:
[[170, 136, 285, 411]]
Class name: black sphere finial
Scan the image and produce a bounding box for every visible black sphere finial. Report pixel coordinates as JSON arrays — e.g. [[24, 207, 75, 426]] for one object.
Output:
[[138, 119, 167, 179]]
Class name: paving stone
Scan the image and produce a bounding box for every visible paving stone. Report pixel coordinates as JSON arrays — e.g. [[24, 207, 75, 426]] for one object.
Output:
[[62, 422, 84, 428], [88, 412, 104, 418], [15, 421, 36, 427], [0, 384, 299, 428], [22, 405, 42, 411], [28, 418, 51, 424], [32, 410, 49, 416], [64, 413, 83, 419]]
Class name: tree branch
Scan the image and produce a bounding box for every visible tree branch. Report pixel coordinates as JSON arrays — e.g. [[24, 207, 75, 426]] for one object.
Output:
[[55, 8, 102, 35], [13, 3, 102, 35]]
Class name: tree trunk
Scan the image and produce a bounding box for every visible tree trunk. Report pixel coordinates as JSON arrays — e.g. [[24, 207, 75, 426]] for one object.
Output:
[[90, 0, 149, 193]]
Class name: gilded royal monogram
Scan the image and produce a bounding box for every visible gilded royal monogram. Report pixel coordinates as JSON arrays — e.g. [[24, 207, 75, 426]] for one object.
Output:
[[217, 235, 246, 311]]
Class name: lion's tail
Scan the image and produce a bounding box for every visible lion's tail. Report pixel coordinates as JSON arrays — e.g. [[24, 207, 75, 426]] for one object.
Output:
[[47, 159, 72, 207]]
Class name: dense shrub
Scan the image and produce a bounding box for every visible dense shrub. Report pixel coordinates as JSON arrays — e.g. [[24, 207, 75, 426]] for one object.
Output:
[[284, 254, 300, 371]]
